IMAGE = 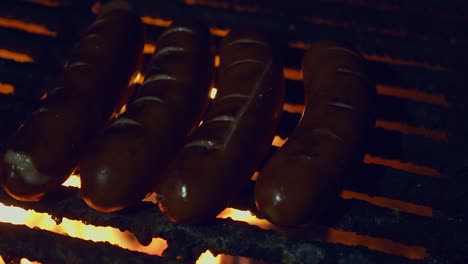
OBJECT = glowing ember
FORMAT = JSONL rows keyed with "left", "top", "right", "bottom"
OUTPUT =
{"left": 0, "top": 83, "right": 14, "bottom": 95}
{"left": 283, "top": 68, "right": 302, "bottom": 81}
{"left": 283, "top": 103, "right": 304, "bottom": 114}
{"left": 214, "top": 55, "right": 220, "bottom": 67}
{"left": 325, "top": 228, "right": 427, "bottom": 260}
{"left": 0, "top": 49, "right": 34, "bottom": 63}
{"left": 376, "top": 120, "right": 448, "bottom": 141}
{"left": 376, "top": 85, "right": 448, "bottom": 106}
{"left": 364, "top": 154, "right": 442, "bottom": 178}
{"left": 0, "top": 202, "right": 167, "bottom": 255}
{"left": 142, "top": 192, "right": 158, "bottom": 204}
{"left": 40, "top": 91, "right": 48, "bottom": 100}
{"left": 210, "top": 28, "right": 229, "bottom": 37}
{"left": 217, "top": 208, "right": 274, "bottom": 230}
{"left": 132, "top": 72, "right": 145, "bottom": 85}
{"left": 209, "top": 87, "right": 218, "bottom": 99}
{"left": 272, "top": 135, "right": 287, "bottom": 147}
{"left": 144, "top": 43, "right": 156, "bottom": 54}
{"left": 141, "top": 16, "right": 172, "bottom": 28}
{"left": 341, "top": 190, "right": 433, "bottom": 217}
{"left": 0, "top": 17, "right": 57, "bottom": 37}
{"left": 251, "top": 171, "right": 259, "bottom": 180}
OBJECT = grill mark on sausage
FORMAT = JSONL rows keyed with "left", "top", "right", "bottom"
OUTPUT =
{"left": 312, "top": 127, "right": 344, "bottom": 142}
{"left": 141, "top": 74, "right": 176, "bottom": 86}
{"left": 204, "top": 115, "right": 236, "bottom": 124}
{"left": 336, "top": 67, "right": 368, "bottom": 80}
{"left": 156, "top": 26, "right": 194, "bottom": 42}
{"left": 223, "top": 59, "right": 264, "bottom": 72}
{"left": 65, "top": 61, "right": 90, "bottom": 69}
{"left": 328, "top": 101, "right": 354, "bottom": 110}
{"left": 217, "top": 94, "right": 250, "bottom": 101}
{"left": 132, "top": 96, "right": 165, "bottom": 104}
{"left": 328, "top": 46, "right": 363, "bottom": 60}
{"left": 109, "top": 118, "right": 142, "bottom": 128}
{"left": 88, "top": 18, "right": 106, "bottom": 30}
{"left": 184, "top": 139, "right": 222, "bottom": 149}
{"left": 34, "top": 107, "right": 49, "bottom": 113}
{"left": 227, "top": 38, "right": 268, "bottom": 46}
{"left": 219, "top": 59, "right": 273, "bottom": 148}
{"left": 153, "top": 46, "right": 186, "bottom": 59}
{"left": 48, "top": 86, "right": 64, "bottom": 95}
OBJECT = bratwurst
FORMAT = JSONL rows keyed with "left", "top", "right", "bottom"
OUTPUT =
{"left": 157, "top": 30, "right": 284, "bottom": 224}
{"left": 255, "top": 41, "right": 375, "bottom": 226}
{"left": 1, "top": 4, "right": 144, "bottom": 201}
{"left": 79, "top": 20, "right": 213, "bottom": 212}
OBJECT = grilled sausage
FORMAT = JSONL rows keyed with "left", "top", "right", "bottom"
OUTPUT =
{"left": 0, "top": 3, "right": 144, "bottom": 201}
{"left": 156, "top": 30, "right": 284, "bottom": 224}
{"left": 255, "top": 41, "right": 375, "bottom": 226}
{"left": 79, "top": 21, "right": 213, "bottom": 212}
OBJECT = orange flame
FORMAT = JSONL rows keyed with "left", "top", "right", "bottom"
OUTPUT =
{"left": 196, "top": 250, "right": 221, "bottom": 264}
{"left": 0, "top": 202, "right": 168, "bottom": 256}
{"left": 214, "top": 207, "right": 426, "bottom": 260}
{"left": 62, "top": 174, "right": 81, "bottom": 188}
{"left": 217, "top": 208, "right": 274, "bottom": 230}
{"left": 19, "top": 258, "right": 41, "bottom": 264}
{"left": 0, "top": 173, "right": 167, "bottom": 257}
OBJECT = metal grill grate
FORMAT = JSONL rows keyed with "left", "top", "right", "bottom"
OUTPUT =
{"left": 0, "top": 0, "right": 467, "bottom": 263}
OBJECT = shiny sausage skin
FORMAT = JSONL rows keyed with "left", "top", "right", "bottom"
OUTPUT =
{"left": 255, "top": 41, "right": 375, "bottom": 226}
{"left": 157, "top": 30, "right": 285, "bottom": 224}
{"left": 79, "top": 21, "right": 213, "bottom": 212}
{"left": 0, "top": 5, "right": 144, "bottom": 202}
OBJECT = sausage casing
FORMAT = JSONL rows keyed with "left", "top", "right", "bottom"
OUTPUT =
{"left": 79, "top": 21, "right": 213, "bottom": 212}
{"left": 1, "top": 5, "right": 144, "bottom": 201}
{"left": 157, "top": 30, "right": 284, "bottom": 224}
{"left": 255, "top": 41, "right": 375, "bottom": 226}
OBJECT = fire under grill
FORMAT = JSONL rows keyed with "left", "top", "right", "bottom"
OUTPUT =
{"left": 0, "top": 0, "right": 467, "bottom": 263}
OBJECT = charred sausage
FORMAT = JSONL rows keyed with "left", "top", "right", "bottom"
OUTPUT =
{"left": 157, "top": 30, "right": 284, "bottom": 224}
{"left": 255, "top": 41, "right": 375, "bottom": 226}
{"left": 1, "top": 3, "right": 144, "bottom": 201}
{"left": 79, "top": 21, "right": 213, "bottom": 212}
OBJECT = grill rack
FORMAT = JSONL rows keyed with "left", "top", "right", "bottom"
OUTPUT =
{"left": 0, "top": 0, "right": 467, "bottom": 263}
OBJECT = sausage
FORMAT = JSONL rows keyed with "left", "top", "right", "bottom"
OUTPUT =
{"left": 0, "top": 3, "right": 144, "bottom": 201}
{"left": 79, "top": 20, "right": 214, "bottom": 212}
{"left": 254, "top": 41, "right": 375, "bottom": 226}
{"left": 156, "top": 30, "right": 285, "bottom": 224}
